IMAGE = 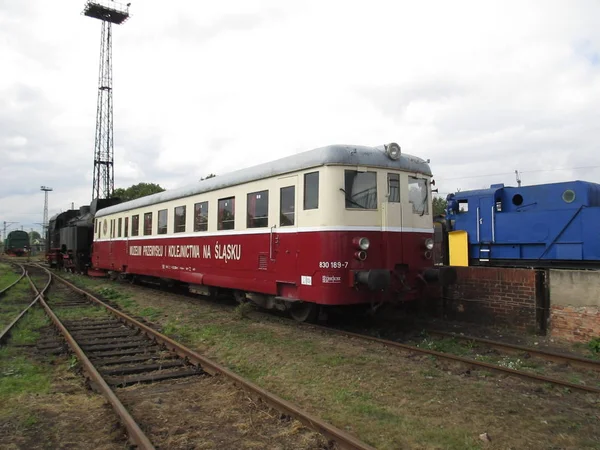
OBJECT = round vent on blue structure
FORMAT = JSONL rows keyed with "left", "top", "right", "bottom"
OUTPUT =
{"left": 562, "top": 189, "right": 576, "bottom": 203}
{"left": 512, "top": 194, "right": 523, "bottom": 206}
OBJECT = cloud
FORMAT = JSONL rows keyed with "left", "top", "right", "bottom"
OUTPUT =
{"left": 1, "top": 0, "right": 600, "bottom": 231}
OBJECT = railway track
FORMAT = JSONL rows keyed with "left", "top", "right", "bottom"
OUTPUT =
{"left": 303, "top": 321, "right": 600, "bottom": 394}
{"left": 423, "top": 328, "right": 600, "bottom": 372}
{"left": 89, "top": 277, "right": 600, "bottom": 395}
{"left": 17, "top": 265, "right": 375, "bottom": 450}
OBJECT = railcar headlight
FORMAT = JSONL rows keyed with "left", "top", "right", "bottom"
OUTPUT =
{"left": 352, "top": 237, "right": 370, "bottom": 250}
{"left": 385, "top": 142, "right": 401, "bottom": 160}
{"left": 424, "top": 238, "right": 434, "bottom": 250}
{"left": 358, "top": 237, "right": 370, "bottom": 250}
{"left": 354, "top": 250, "right": 368, "bottom": 261}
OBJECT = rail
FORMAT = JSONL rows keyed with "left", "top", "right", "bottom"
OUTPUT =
{"left": 424, "top": 329, "right": 600, "bottom": 372}
{"left": 301, "top": 322, "right": 600, "bottom": 395}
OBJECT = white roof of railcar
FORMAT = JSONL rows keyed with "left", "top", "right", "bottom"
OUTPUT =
{"left": 97, "top": 144, "right": 432, "bottom": 217}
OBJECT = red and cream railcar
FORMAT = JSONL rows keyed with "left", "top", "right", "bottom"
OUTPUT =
{"left": 92, "top": 143, "right": 454, "bottom": 320}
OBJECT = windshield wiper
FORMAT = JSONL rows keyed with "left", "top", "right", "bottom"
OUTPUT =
{"left": 339, "top": 188, "right": 367, "bottom": 209}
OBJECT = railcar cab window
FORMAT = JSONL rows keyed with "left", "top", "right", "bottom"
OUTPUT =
{"left": 131, "top": 215, "right": 139, "bottom": 236}
{"left": 409, "top": 177, "right": 429, "bottom": 215}
{"left": 118, "top": 218, "right": 122, "bottom": 238}
{"left": 144, "top": 212, "right": 152, "bottom": 236}
{"left": 280, "top": 186, "right": 295, "bottom": 226}
{"left": 218, "top": 197, "right": 235, "bottom": 230}
{"left": 174, "top": 206, "right": 186, "bottom": 233}
{"left": 344, "top": 170, "right": 378, "bottom": 209}
{"left": 387, "top": 173, "right": 400, "bottom": 203}
{"left": 124, "top": 217, "right": 129, "bottom": 237}
{"left": 158, "top": 209, "right": 167, "bottom": 235}
{"left": 247, "top": 190, "right": 268, "bottom": 228}
{"left": 304, "top": 172, "right": 319, "bottom": 210}
{"left": 194, "top": 202, "right": 208, "bottom": 232}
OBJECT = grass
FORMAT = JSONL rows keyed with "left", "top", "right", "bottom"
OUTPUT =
{"left": 10, "top": 308, "right": 50, "bottom": 345}
{"left": 0, "top": 263, "right": 20, "bottom": 289}
{"left": 0, "top": 308, "right": 53, "bottom": 398}
{"left": 0, "top": 351, "right": 52, "bottom": 397}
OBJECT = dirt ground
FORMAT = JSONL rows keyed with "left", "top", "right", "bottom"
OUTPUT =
{"left": 119, "top": 377, "right": 328, "bottom": 450}
{"left": 65, "top": 275, "right": 600, "bottom": 450}
{"left": 0, "top": 341, "right": 128, "bottom": 450}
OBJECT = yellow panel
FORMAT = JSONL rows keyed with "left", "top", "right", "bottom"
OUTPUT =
{"left": 449, "top": 230, "right": 469, "bottom": 267}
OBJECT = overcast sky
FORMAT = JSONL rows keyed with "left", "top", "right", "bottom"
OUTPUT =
{"left": 1, "top": 0, "right": 599, "bottom": 234}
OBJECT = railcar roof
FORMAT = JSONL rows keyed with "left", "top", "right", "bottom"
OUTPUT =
{"left": 97, "top": 144, "right": 432, "bottom": 217}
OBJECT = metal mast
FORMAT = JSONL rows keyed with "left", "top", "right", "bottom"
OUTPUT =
{"left": 83, "top": 1, "right": 130, "bottom": 200}
{"left": 40, "top": 186, "right": 53, "bottom": 237}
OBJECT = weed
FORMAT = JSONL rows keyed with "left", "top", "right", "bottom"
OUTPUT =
{"left": 22, "top": 414, "right": 38, "bottom": 427}
{"left": 67, "top": 355, "right": 78, "bottom": 371}
{"left": 418, "top": 338, "right": 471, "bottom": 356}
{"left": 139, "top": 307, "right": 163, "bottom": 321}
{"left": 496, "top": 356, "right": 523, "bottom": 370}
{"left": 420, "top": 368, "right": 440, "bottom": 378}
{"left": 97, "top": 286, "right": 123, "bottom": 300}
{"left": 234, "top": 301, "right": 255, "bottom": 319}
{"left": 588, "top": 337, "right": 600, "bottom": 354}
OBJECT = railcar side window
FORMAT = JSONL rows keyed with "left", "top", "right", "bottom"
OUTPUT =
{"left": 124, "top": 217, "right": 129, "bottom": 237}
{"left": 194, "top": 202, "right": 208, "bottom": 232}
{"left": 408, "top": 177, "right": 429, "bottom": 215}
{"left": 387, "top": 173, "right": 400, "bottom": 203}
{"left": 344, "top": 170, "right": 378, "bottom": 209}
{"left": 247, "top": 190, "right": 269, "bottom": 228}
{"left": 144, "top": 213, "right": 152, "bottom": 235}
{"left": 96, "top": 220, "right": 100, "bottom": 238}
{"left": 304, "top": 172, "right": 319, "bottom": 210}
{"left": 131, "top": 215, "right": 139, "bottom": 236}
{"left": 110, "top": 220, "right": 114, "bottom": 238}
{"left": 218, "top": 197, "right": 235, "bottom": 230}
{"left": 280, "top": 186, "right": 295, "bottom": 226}
{"left": 174, "top": 206, "right": 186, "bottom": 233}
{"left": 118, "top": 218, "right": 122, "bottom": 237}
{"left": 158, "top": 209, "right": 167, "bottom": 235}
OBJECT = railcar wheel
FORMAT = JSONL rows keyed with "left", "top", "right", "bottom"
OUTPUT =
{"left": 289, "top": 302, "right": 318, "bottom": 322}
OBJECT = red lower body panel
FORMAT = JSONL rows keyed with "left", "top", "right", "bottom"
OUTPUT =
{"left": 92, "top": 230, "right": 433, "bottom": 306}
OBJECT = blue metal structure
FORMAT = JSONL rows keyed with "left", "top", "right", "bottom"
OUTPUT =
{"left": 446, "top": 181, "right": 600, "bottom": 266}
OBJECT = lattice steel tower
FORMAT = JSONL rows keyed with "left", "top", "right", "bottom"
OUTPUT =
{"left": 83, "top": 0, "right": 130, "bottom": 200}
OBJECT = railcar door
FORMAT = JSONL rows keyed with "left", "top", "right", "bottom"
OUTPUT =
{"left": 273, "top": 175, "right": 299, "bottom": 283}
{"left": 476, "top": 197, "right": 496, "bottom": 260}
{"left": 109, "top": 218, "right": 116, "bottom": 269}
{"left": 382, "top": 172, "right": 403, "bottom": 267}
{"left": 477, "top": 197, "right": 495, "bottom": 242}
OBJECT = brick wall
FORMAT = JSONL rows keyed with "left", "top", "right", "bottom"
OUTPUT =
{"left": 550, "top": 305, "right": 600, "bottom": 343}
{"left": 440, "top": 266, "right": 543, "bottom": 333}
{"left": 548, "top": 269, "right": 600, "bottom": 342}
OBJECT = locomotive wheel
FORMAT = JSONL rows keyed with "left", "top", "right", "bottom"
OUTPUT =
{"left": 289, "top": 302, "right": 318, "bottom": 322}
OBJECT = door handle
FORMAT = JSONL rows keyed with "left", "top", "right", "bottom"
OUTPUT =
{"left": 269, "top": 225, "right": 277, "bottom": 261}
